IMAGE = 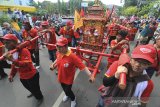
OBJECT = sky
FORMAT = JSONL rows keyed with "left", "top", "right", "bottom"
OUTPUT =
{"left": 34, "top": 0, "right": 124, "bottom": 6}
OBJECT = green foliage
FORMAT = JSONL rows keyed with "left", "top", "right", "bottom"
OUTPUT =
{"left": 121, "top": 0, "right": 160, "bottom": 17}
{"left": 122, "top": 6, "right": 138, "bottom": 16}
{"left": 137, "top": 3, "right": 154, "bottom": 16}
{"left": 36, "top": 9, "right": 48, "bottom": 16}
{"left": 124, "top": 0, "right": 137, "bottom": 7}
{"left": 69, "top": 0, "right": 83, "bottom": 15}
{"left": 29, "top": 1, "right": 39, "bottom": 8}
{"left": 88, "top": 1, "right": 94, "bottom": 6}
{"left": 0, "top": 14, "right": 11, "bottom": 26}
{"left": 29, "top": 0, "right": 107, "bottom": 16}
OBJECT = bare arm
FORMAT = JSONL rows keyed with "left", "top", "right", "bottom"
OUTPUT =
{"left": 111, "top": 40, "right": 129, "bottom": 51}
{"left": 50, "top": 59, "right": 57, "bottom": 71}
{"left": 111, "top": 43, "right": 120, "bottom": 51}
{"left": 83, "top": 67, "right": 91, "bottom": 76}
{"left": 81, "top": 67, "right": 95, "bottom": 82}
{"left": 2, "top": 45, "right": 5, "bottom": 54}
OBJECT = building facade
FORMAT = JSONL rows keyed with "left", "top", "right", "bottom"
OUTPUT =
{"left": 0, "top": 0, "right": 33, "bottom": 6}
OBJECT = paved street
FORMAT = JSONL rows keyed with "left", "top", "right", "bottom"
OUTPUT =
{"left": 0, "top": 39, "right": 160, "bottom": 107}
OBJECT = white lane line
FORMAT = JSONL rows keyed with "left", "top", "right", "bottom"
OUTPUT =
{"left": 52, "top": 70, "right": 80, "bottom": 107}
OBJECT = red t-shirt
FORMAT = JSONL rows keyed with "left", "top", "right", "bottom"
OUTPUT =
{"left": 153, "top": 49, "right": 160, "bottom": 71}
{"left": 32, "top": 16, "right": 37, "bottom": 23}
{"left": 10, "top": 48, "right": 37, "bottom": 79}
{"left": 59, "top": 27, "right": 74, "bottom": 43}
{"left": 127, "top": 27, "right": 138, "bottom": 41}
{"left": 45, "top": 28, "right": 56, "bottom": 50}
{"left": 157, "top": 50, "right": 160, "bottom": 69}
{"left": 0, "top": 42, "right": 4, "bottom": 56}
{"left": 148, "top": 26, "right": 157, "bottom": 37}
{"left": 147, "top": 44, "right": 160, "bottom": 70}
{"left": 22, "top": 28, "right": 38, "bottom": 50}
{"left": 56, "top": 51, "right": 85, "bottom": 85}
{"left": 74, "top": 32, "right": 80, "bottom": 39}
{"left": 108, "top": 24, "right": 119, "bottom": 36}
{"left": 108, "top": 40, "right": 129, "bottom": 63}
{"left": 105, "top": 61, "right": 154, "bottom": 103}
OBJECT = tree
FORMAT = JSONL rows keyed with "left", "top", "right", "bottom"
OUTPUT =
{"left": 29, "top": 0, "right": 107, "bottom": 16}
{"left": 0, "top": 14, "right": 11, "bottom": 25}
{"left": 137, "top": 3, "right": 153, "bottom": 16}
{"left": 123, "top": 6, "right": 138, "bottom": 16}
{"left": 61, "top": 0, "right": 68, "bottom": 15}
{"left": 88, "top": 1, "right": 94, "bottom": 6}
{"left": 124, "top": 0, "right": 137, "bottom": 7}
{"left": 120, "top": 0, "right": 160, "bottom": 17}
{"left": 58, "top": 0, "right": 61, "bottom": 14}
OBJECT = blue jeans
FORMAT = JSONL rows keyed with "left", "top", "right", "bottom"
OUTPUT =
{"left": 97, "top": 96, "right": 105, "bottom": 107}
{"left": 48, "top": 49, "right": 56, "bottom": 62}
{"left": 72, "top": 36, "right": 76, "bottom": 47}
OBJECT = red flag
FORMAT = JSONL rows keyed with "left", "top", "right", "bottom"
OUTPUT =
{"left": 106, "top": 8, "right": 111, "bottom": 19}
{"left": 106, "top": 5, "right": 115, "bottom": 22}
{"left": 80, "top": 8, "right": 84, "bottom": 17}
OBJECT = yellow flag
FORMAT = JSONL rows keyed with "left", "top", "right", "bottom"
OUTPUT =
{"left": 11, "top": 22, "right": 20, "bottom": 31}
{"left": 74, "top": 10, "right": 83, "bottom": 30}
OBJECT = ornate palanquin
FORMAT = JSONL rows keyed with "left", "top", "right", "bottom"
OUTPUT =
{"left": 80, "top": 0, "right": 106, "bottom": 51}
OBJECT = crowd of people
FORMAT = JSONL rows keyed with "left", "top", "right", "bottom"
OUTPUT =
{"left": 0, "top": 10, "right": 160, "bottom": 107}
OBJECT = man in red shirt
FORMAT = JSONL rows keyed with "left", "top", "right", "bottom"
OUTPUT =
{"left": 73, "top": 28, "right": 81, "bottom": 46}
{"left": 146, "top": 35, "right": 160, "bottom": 77}
{"left": 59, "top": 21, "right": 74, "bottom": 47}
{"left": 127, "top": 21, "right": 138, "bottom": 41}
{"left": 2, "top": 34, "right": 43, "bottom": 104}
{"left": 97, "top": 45, "right": 156, "bottom": 107}
{"left": 22, "top": 22, "right": 40, "bottom": 69}
{"left": 155, "top": 35, "right": 160, "bottom": 75}
{"left": 0, "top": 39, "right": 11, "bottom": 79}
{"left": 50, "top": 37, "right": 94, "bottom": 107}
{"left": 107, "top": 30, "right": 129, "bottom": 68}
{"left": 41, "top": 21, "right": 57, "bottom": 62}
{"left": 106, "top": 22, "right": 120, "bottom": 45}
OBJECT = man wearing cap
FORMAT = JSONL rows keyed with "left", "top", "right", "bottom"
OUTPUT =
{"left": 22, "top": 22, "right": 40, "bottom": 69}
{"left": 154, "top": 35, "right": 160, "bottom": 76}
{"left": 41, "top": 21, "right": 57, "bottom": 62}
{"left": 3, "top": 22, "right": 22, "bottom": 42}
{"left": 107, "top": 30, "right": 129, "bottom": 68}
{"left": 59, "top": 21, "right": 74, "bottom": 47}
{"left": 50, "top": 37, "right": 94, "bottom": 107}
{"left": 137, "top": 21, "right": 157, "bottom": 45}
{"left": 0, "top": 38, "right": 11, "bottom": 79}
{"left": 106, "top": 20, "right": 120, "bottom": 46}
{"left": 2, "top": 34, "right": 44, "bottom": 103}
{"left": 97, "top": 45, "right": 156, "bottom": 107}
{"left": 127, "top": 21, "right": 138, "bottom": 41}
{"left": 145, "top": 35, "right": 160, "bottom": 77}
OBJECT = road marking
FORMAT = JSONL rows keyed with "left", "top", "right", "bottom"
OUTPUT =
{"left": 52, "top": 70, "right": 80, "bottom": 107}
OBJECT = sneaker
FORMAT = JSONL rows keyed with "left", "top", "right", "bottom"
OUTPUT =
{"left": 36, "top": 66, "right": 40, "bottom": 69}
{"left": 0, "top": 74, "right": 8, "bottom": 80}
{"left": 33, "top": 63, "right": 36, "bottom": 66}
{"left": 36, "top": 97, "right": 44, "bottom": 106}
{"left": 62, "top": 95, "right": 69, "bottom": 102}
{"left": 55, "top": 71, "right": 58, "bottom": 75}
{"left": 27, "top": 93, "right": 33, "bottom": 98}
{"left": 71, "top": 99, "right": 76, "bottom": 107}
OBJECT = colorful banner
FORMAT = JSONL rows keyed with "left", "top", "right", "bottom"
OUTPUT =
{"left": 74, "top": 10, "right": 83, "bottom": 30}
